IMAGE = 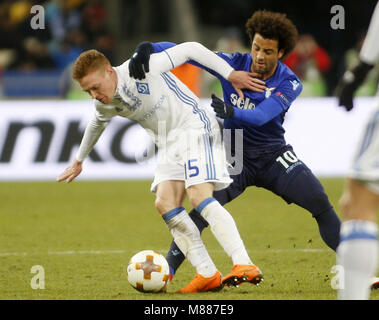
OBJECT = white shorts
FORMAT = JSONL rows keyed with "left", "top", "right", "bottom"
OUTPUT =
{"left": 348, "top": 99, "right": 379, "bottom": 194}
{"left": 150, "top": 129, "right": 232, "bottom": 193}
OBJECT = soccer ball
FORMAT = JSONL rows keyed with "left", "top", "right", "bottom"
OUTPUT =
{"left": 126, "top": 250, "right": 170, "bottom": 293}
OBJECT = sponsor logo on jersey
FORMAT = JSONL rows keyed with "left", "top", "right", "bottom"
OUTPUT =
{"left": 139, "top": 95, "right": 166, "bottom": 122}
{"left": 230, "top": 93, "right": 256, "bottom": 109}
{"left": 121, "top": 84, "right": 141, "bottom": 111}
{"left": 276, "top": 91, "right": 290, "bottom": 105}
{"left": 136, "top": 82, "right": 150, "bottom": 95}
{"left": 113, "top": 94, "right": 132, "bottom": 111}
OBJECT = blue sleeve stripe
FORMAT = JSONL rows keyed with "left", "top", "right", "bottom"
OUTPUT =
{"left": 163, "top": 51, "right": 175, "bottom": 69}
{"left": 161, "top": 73, "right": 211, "bottom": 133}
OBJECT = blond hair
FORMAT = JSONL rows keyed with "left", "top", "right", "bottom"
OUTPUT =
{"left": 72, "top": 49, "right": 111, "bottom": 80}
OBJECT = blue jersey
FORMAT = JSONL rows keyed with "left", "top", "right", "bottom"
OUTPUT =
{"left": 151, "top": 42, "right": 303, "bottom": 151}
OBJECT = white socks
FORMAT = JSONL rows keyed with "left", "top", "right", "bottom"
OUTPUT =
{"left": 198, "top": 197, "right": 253, "bottom": 266}
{"left": 337, "top": 219, "right": 378, "bottom": 300}
{"left": 163, "top": 207, "right": 217, "bottom": 278}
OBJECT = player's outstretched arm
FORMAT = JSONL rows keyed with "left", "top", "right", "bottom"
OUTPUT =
{"left": 57, "top": 159, "right": 83, "bottom": 183}
{"left": 56, "top": 114, "right": 108, "bottom": 183}
{"left": 130, "top": 41, "right": 266, "bottom": 97}
{"left": 337, "top": 1, "right": 379, "bottom": 111}
{"left": 149, "top": 42, "right": 265, "bottom": 99}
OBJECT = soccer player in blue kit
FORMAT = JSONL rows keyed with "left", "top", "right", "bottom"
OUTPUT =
{"left": 129, "top": 10, "right": 342, "bottom": 287}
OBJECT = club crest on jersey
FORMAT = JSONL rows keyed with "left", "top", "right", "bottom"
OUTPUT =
{"left": 265, "top": 87, "right": 276, "bottom": 98}
{"left": 136, "top": 82, "right": 150, "bottom": 95}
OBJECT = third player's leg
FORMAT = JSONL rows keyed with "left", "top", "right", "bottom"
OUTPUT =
{"left": 337, "top": 178, "right": 379, "bottom": 299}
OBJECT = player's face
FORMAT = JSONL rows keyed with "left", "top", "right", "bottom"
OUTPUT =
{"left": 79, "top": 66, "right": 117, "bottom": 104}
{"left": 251, "top": 33, "right": 284, "bottom": 79}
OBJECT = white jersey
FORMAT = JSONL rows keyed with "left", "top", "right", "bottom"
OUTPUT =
{"left": 75, "top": 42, "right": 234, "bottom": 191}
{"left": 76, "top": 42, "right": 233, "bottom": 162}
{"left": 360, "top": 1, "right": 379, "bottom": 65}
{"left": 349, "top": 1, "right": 379, "bottom": 193}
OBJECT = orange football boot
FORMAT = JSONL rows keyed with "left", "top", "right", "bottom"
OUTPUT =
{"left": 222, "top": 264, "right": 263, "bottom": 287}
{"left": 177, "top": 271, "right": 223, "bottom": 293}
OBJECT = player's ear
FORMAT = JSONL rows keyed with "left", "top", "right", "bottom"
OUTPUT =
{"left": 278, "top": 49, "right": 285, "bottom": 60}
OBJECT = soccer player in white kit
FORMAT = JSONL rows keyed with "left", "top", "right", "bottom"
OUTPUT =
{"left": 337, "top": 1, "right": 379, "bottom": 300}
{"left": 57, "top": 42, "right": 263, "bottom": 293}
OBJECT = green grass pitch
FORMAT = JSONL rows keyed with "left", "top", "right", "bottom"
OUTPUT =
{"left": 0, "top": 178, "right": 378, "bottom": 300}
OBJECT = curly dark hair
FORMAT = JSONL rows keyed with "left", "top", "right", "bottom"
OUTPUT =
{"left": 245, "top": 10, "right": 298, "bottom": 58}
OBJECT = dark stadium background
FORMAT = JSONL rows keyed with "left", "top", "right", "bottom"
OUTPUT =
{"left": 0, "top": 0, "right": 378, "bottom": 98}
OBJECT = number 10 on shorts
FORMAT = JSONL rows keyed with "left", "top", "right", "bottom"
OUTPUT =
{"left": 276, "top": 150, "right": 298, "bottom": 169}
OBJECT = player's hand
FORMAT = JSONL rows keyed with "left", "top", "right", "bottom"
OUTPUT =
{"left": 211, "top": 94, "right": 235, "bottom": 119}
{"left": 57, "top": 160, "right": 83, "bottom": 183}
{"left": 228, "top": 70, "right": 267, "bottom": 100}
{"left": 128, "top": 42, "right": 154, "bottom": 80}
{"left": 336, "top": 61, "right": 374, "bottom": 111}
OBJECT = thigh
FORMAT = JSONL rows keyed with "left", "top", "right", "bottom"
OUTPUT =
{"left": 184, "top": 132, "right": 232, "bottom": 191}
{"left": 340, "top": 178, "right": 379, "bottom": 221}
{"left": 186, "top": 182, "right": 214, "bottom": 209}
{"left": 258, "top": 145, "right": 332, "bottom": 215}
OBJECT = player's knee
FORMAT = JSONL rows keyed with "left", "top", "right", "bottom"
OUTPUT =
{"left": 305, "top": 189, "right": 333, "bottom": 217}
{"left": 187, "top": 183, "right": 213, "bottom": 209}
{"left": 154, "top": 197, "right": 179, "bottom": 215}
{"left": 338, "top": 191, "right": 352, "bottom": 219}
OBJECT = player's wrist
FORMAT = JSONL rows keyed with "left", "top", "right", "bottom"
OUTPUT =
{"left": 345, "top": 61, "right": 374, "bottom": 88}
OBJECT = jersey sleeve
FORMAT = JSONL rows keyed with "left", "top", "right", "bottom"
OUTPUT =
{"left": 151, "top": 42, "right": 176, "bottom": 52}
{"left": 148, "top": 42, "right": 234, "bottom": 80}
{"left": 75, "top": 110, "right": 109, "bottom": 162}
{"left": 151, "top": 42, "right": 236, "bottom": 80}
{"left": 360, "top": 1, "right": 379, "bottom": 64}
{"left": 233, "top": 77, "right": 303, "bottom": 127}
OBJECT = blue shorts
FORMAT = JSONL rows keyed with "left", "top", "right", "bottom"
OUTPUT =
{"left": 214, "top": 144, "right": 333, "bottom": 217}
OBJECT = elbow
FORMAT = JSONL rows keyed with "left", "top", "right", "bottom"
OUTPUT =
{"left": 253, "top": 119, "right": 267, "bottom": 127}
{"left": 242, "top": 114, "right": 267, "bottom": 127}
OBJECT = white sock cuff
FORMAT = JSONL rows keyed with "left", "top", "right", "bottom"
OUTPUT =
{"left": 340, "top": 220, "right": 378, "bottom": 242}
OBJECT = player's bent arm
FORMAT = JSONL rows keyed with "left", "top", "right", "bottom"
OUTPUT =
{"left": 233, "top": 98, "right": 285, "bottom": 127}
{"left": 57, "top": 115, "right": 108, "bottom": 183}
{"left": 233, "top": 78, "right": 302, "bottom": 126}
{"left": 149, "top": 42, "right": 234, "bottom": 81}
{"left": 76, "top": 115, "right": 108, "bottom": 162}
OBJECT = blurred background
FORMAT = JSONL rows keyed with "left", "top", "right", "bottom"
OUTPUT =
{"left": 0, "top": 0, "right": 378, "bottom": 99}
